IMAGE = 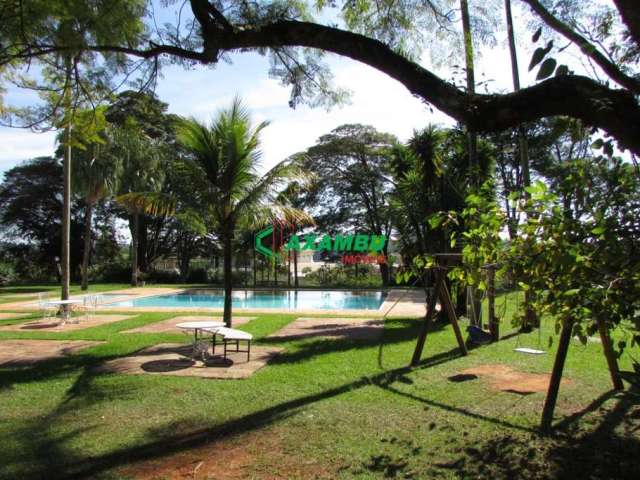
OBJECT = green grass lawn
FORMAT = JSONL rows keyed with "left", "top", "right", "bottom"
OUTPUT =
{"left": 0, "top": 289, "right": 638, "bottom": 479}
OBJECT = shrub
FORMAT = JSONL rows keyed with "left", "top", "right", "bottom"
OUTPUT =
{"left": 146, "top": 269, "right": 181, "bottom": 284}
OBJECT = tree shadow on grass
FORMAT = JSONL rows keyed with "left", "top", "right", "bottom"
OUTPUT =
{"left": 0, "top": 317, "right": 529, "bottom": 479}
{"left": 0, "top": 345, "right": 468, "bottom": 479}
{"left": 429, "top": 385, "right": 640, "bottom": 480}
{"left": 263, "top": 317, "right": 448, "bottom": 367}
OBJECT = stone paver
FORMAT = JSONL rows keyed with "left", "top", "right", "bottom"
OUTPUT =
{"left": 268, "top": 317, "right": 383, "bottom": 341}
{"left": 122, "top": 316, "right": 255, "bottom": 334}
{"left": 0, "top": 339, "right": 103, "bottom": 366}
{"left": 0, "top": 314, "right": 133, "bottom": 332}
{"left": 97, "top": 343, "right": 282, "bottom": 379}
{"left": 380, "top": 289, "right": 426, "bottom": 317}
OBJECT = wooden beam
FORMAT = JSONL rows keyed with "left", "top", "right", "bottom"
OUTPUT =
{"left": 410, "top": 268, "right": 442, "bottom": 367}
{"left": 439, "top": 277, "right": 468, "bottom": 355}
{"left": 597, "top": 317, "right": 624, "bottom": 391}
{"left": 487, "top": 266, "right": 498, "bottom": 341}
{"left": 541, "top": 318, "right": 574, "bottom": 431}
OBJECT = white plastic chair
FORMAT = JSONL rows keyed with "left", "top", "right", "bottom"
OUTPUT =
{"left": 82, "top": 295, "right": 98, "bottom": 322}
{"left": 37, "top": 292, "right": 56, "bottom": 321}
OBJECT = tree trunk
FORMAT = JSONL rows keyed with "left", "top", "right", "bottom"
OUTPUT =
{"left": 253, "top": 245, "right": 257, "bottom": 287}
{"left": 223, "top": 230, "right": 233, "bottom": 327}
{"left": 131, "top": 212, "right": 140, "bottom": 287}
{"left": 505, "top": 0, "right": 537, "bottom": 329}
{"left": 81, "top": 201, "right": 94, "bottom": 291}
{"left": 460, "top": 0, "right": 479, "bottom": 180}
{"left": 138, "top": 215, "right": 148, "bottom": 273}
{"left": 293, "top": 248, "right": 298, "bottom": 288}
{"left": 178, "top": 242, "right": 191, "bottom": 282}
{"left": 379, "top": 262, "right": 390, "bottom": 287}
{"left": 244, "top": 251, "right": 248, "bottom": 287}
{"left": 274, "top": 256, "right": 278, "bottom": 287}
{"left": 287, "top": 249, "right": 291, "bottom": 287}
{"left": 61, "top": 122, "right": 71, "bottom": 301}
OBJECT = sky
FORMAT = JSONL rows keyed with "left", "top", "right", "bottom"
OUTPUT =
{"left": 0, "top": 3, "right": 562, "bottom": 176}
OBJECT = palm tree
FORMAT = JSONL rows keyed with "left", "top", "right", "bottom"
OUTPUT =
{"left": 112, "top": 122, "right": 165, "bottom": 286}
{"left": 123, "top": 99, "right": 312, "bottom": 325}
{"left": 72, "top": 131, "right": 121, "bottom": 290}
{"left": 174, "top": 99, "right": 311, "bottom": 326}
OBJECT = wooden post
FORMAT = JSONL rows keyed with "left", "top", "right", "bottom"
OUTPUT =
{"left": 439, "top": 278, "right": 468, "bottom": 355}
{"left": 487, "top": 266, "right": 498, "bottom": 341}
{"left": 541, "top": 318, "right": 574, "bottom": 431}
{"left": 411, "top": 268, "right": 442, "bottom": 367}
{"left": 597, "top": 317, "right": 624, "bottom": 390}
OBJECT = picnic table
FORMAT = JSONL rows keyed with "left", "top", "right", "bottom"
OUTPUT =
{"left": 176, "top": 321, "right": 225, "bottom": 359}
{"left": 46, "top": 299, "right": 83, "bottom": 322}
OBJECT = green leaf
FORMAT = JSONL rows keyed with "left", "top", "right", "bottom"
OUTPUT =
{"left": 555, "top": 64, "right": 569, "bottom": 76}
{"left": 528, "top": 41, "right": 553, "bottom": 71}
{"left": 603, "top": 142, "right": 614, "bottom": 157}
{"left": 536, "top": 58, "right": 557, "bottom": 80}
{"left": 428, "top": 214, "right": 443, "bottom": 229}
{"left": 532, "top": 27, "right": 542, "bottom": 43}
{"left": 524, "top": 181, "right": 547, "bottom": 195}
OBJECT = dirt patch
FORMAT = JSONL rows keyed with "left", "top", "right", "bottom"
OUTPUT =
{"left": 0, "top": 339, "right": 104, "bottom": 366}
{"left": 460, "top": 364, "right": 571, "bottom": 394}
{"left": 0, "top": 314, "right": 133, "bottom": 332}
{"left": 96, "top": 343, "right": 282, "bottom": 379}
{"left": 122, "top": 427, "right": 331, "bottom": 480}
{"left": 122, "top": 316, "right": 255, "bottom": 334}
{"left": 0, "top": 312, "right": 31, "bottom": 321}
{"left": 268, "top": 317, "right": 383, "bottom": 341}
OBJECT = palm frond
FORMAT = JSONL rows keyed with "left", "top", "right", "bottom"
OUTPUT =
{"left": 115, "top": 192, "right": 177, "bottom": 217}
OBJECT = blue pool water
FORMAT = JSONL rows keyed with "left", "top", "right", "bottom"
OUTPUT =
{"left": 109, "top": 289, "right": 386, "bottom": 310}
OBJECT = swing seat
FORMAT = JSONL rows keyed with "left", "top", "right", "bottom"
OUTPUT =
{"left": 514, "top": 347, "right": 545, "bottom": 355}
{"left": 467, "top": 325, "right": 492, "bottom": 345}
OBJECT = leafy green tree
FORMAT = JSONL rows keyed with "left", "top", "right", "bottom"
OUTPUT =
{"left": 296, "top": 124, "right": 397, "bottom": 285}
{"left": 0, "top": 0, "right": 147, "bottom": 301}
{"left": 106, "top": 91, "right": 181, "bottom": 274}
{"left": 0, "top": 157, "right": 85, "bottom": 279}
{"left": 111, "top": 122, "right": 167, "bottom": 286}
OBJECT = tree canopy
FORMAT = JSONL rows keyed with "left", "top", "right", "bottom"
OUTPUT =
{"left": 1, "top": 1, "right": 640, "bottom": 152}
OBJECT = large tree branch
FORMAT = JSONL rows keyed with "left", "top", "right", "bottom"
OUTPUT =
{"left": 8, "top": 18, "right": 640, "bottom": 154}
{"left": 613, "top": 0, "right": 640, "bottom": 47}
{"left": 208, "top": 20, "right": 640, "bottom": 153}
{"left": 520, "top": 0, "right": 640, "bottom": 94}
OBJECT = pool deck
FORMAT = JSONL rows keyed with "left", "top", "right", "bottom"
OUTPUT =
{"left": 0, "top": 287, "right": 426, "bottom": 318}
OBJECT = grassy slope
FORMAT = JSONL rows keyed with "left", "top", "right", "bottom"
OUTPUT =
{"left": 0, "top": 290, "right": 638, "bottom": 479}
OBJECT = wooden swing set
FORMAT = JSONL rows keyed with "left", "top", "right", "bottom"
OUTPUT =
{"left": 409, "top": 253, "right": 626, "bottom": 431}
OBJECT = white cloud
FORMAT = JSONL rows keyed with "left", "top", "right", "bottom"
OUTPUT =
{"left": 0, "top": 129, "right": 56, "bottom": 174}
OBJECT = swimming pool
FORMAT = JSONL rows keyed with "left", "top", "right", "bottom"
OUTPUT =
{"left": 108, "top": 289, "right": 386, "bottom": 310}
